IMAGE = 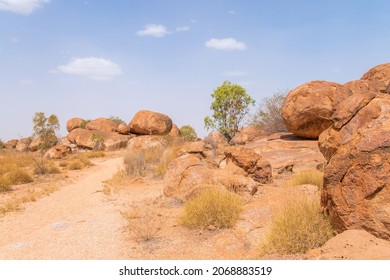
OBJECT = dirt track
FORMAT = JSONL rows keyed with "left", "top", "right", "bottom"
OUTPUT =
{"left": 0, "top": 157, "right": 129, "bottom": 260}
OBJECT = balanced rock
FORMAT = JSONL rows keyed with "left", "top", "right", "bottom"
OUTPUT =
{"left": 86, "top": 118, "right": 117, "bottom": 132}
{"left": 129, "top": 110, "right": 172, "bottom": 135}
{"left": 66, "top": 118, "right": 85, "bottom": 132}
{"left": 281, "top": 80, "right": 352, "bottom": 139}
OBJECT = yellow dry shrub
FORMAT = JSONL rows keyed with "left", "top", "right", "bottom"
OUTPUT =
{"left": 257, "top": 195, "right": 333, "bottom": 257}
{"left": 181, "top": 188, "right": 244, "bottom": 229}
{"left": 286, "top": 169, "right": 324, "bottom": 188}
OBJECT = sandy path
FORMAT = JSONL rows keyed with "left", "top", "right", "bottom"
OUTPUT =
{"left": 0, "top": 157, "right": 128, "bottom": 260}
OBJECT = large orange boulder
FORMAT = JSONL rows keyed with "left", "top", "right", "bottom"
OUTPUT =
{"left": 86, "top": 118, "right": 118, "bottom": 132}
{"left": 5, "top": 139, "right": 18, "bottom": 149}
{"left": 66, "top": 118, "right": 85, "bottom": 132}
{"left": 321, "top": 94, "right": 390, "bottom": 240}
{"left": 281, "top": 81, "right": 352, "bottom": 139}
{"left": 129, "top": 110, "right": 173, "bottom": 135}
{"left": 15, "top": 138, "right": 31, "bottom": 152}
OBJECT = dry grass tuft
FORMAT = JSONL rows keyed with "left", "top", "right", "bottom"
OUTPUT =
{"left": 257, "top": 195, "right": 334, "bottom": 257}
{"left": 285, "top": 169, "right": 324, "bottom": 188}
{"left": 83, "top": 151, "right": 106, "bottom": 158}
{"left": 125, "top": 212, "right": 162, "bottom": 242}
{"left": 62, "top": 154, "right": 93, "bottom": 170}
{"left": 181, "top": 188, "right": 244, "bottom": 229}
{"left": 3, "top": 168, "right": 33, "bottom": 185}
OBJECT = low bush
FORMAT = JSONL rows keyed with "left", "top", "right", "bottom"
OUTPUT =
{"left": 250, "top": 91, "right": 288, "bottom": 134}
{"left": 257, "top": 196, "right": 334, "bottom": 256}
{"left": 181, "top": 188, "right": 244, "bottom": 229}
{"left": 0, "top": 177, "right": 12, "bottom": 192}
{"left": 3, "top": 168, "right": 33, "bottom": 185}
{"left": 286, "top": 169, "right": 324, "bottom": 188}
{"left": 180, "top": 125, "right": 197, "bottom": 142}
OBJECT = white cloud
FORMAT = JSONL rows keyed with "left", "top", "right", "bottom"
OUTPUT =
{"left": 224, "top": 71, "right": 247, "bottom": 77}
{"left": 56, "top": 57, "right": 122, "bottom": 81}
{"left": 0, "top": 0, "right": 50, "bottom": 15}
{"left": 136, "top": 24, "right": 169, "bottom": 37}
{"left": 176, "top": 26, "right": 190, "bottom": 32}
{"left": 205, "top": 38, "right": 247, "bottom": 51}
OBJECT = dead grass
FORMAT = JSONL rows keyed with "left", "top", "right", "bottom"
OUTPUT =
{"left": 181, "top": 188, "right": 244, "bottom": 229}
{"left": 125, "top": 212, "right": 162, "bottom": 242}
{"left": 61, "top": 154, "right": 93, "bottom": 170}
{"left": 285, "top": 169, "right": 324, "bottom": 188}
{"left": 83, "top": 151, "right": 106, "bottom": 158}
{"left": 257, "top": 194, "right": 334, "bottom": 257}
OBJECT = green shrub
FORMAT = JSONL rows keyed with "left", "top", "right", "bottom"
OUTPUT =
{"left": 180, "top": 125, "right": 198, "bottom": 142}
{"left": 79, "top": 120, "right": 91, "bottom": 129}
{"left": 258, "top": 196, "right": 334, "bottom": 256}
{"left": 109, "top": 116, "right": 126, "bottom": 125}
{"left": 181, "top": 188, "right": 244, "bottom": 229}
{"left": 91, "top": 133, "right": 105, "bottom": 150}
{"left": 0, "top": 139, "right": 5, "bottom": 149}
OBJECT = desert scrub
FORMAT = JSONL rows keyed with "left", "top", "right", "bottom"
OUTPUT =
{"left": 62, "top": 154, "right": 93, "bottom": 170}
{"left": 83, "top": 150, "right": 106, "bottom": 158}
{"left": 181, "top": 188, "right": 244, "bottom": 229}
{"left": 257, "top": 196, "right": 333, "bottom": 257}
{"left": 0, "top": 177, "right": 12, "bottom": 192}
{"left": 286, "top": 169, "right": 323, "bottom": 188}
{"left": 2, "top": 168, "right": 33, "bottom": 185}
{"left": 125, "top": 212, "right": 162, "bottom": 242}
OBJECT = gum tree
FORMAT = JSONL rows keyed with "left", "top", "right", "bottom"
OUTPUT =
{"left": 204, "top": 80, "right": 255, "bottom": 140}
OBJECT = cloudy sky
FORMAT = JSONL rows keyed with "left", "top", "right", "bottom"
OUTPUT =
{"left": 1, "top": 0, "right": 390, "bottom": 140}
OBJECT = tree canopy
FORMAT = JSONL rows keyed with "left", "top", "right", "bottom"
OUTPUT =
{"left": 204, "top": 81, "right": 255, "bottom": 140}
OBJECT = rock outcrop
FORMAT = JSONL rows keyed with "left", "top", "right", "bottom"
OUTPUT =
{"left": 229, "top": 126, "right": 264, "bottom": 145}
{"left": 321, "top": 94, "right": 390, "bottom": 240}
{"left": 129, "top": 110, "right": 173, "bottom": 135}
{"left": 360, "top": 62, "right": 390, "bottom": 93}
{"left": 281, "top": 81, "right": 352, "bottom": 139}
{"left": 15, "top": 138, "right": 31, "bottom": 152}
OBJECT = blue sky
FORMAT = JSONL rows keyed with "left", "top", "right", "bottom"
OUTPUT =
{"left": 1, "top": 0, "right": 390, "bottom": 141}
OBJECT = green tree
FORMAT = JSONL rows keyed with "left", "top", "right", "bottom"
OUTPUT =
{"left": 250, "top": 91, "right": 288, "bottom": 133}
{"left": 204, "top": 81, "right": 255, "bottom": 140}
{"left": 180, "top": 125, "right": 197, "bottom": 142}
{"left": 32, "top": 112, "right": 60, "bottom": 151}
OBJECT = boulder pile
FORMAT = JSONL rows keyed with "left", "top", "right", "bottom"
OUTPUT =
{"left": 282, "top": 62, "right": 390, "bottom": 240}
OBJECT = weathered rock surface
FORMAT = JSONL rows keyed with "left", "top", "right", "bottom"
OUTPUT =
{"left": 15, "top": 138, "right": 31, "bottom": 152}
{"left": 86, "top": 118, "right": 118, "bottom": 132}
{"left": 66, "top": 118, "right": 85, "bottom": 132}
{"left": 168, "top": 124, "right": 181, "bottom": 137}
{"left": 127, "top": 135, "right": 169, "bottom": 151}
{"left": 205, "top": 131, "right": 229, "bottom": 147}
{"left": 67, "top": 128, "right": 130, "bottom": 151}
{"left": 321, "top": 95, "right": 390, "bottom": 240}
{"left": 307, "top": 230, "right": 390, "bottom": 260}
{"left": 361, "top": 62, "right": 390, "bottom": 93}
{"left": 343, "top": 79, "right": 387, "bottom": 95}
{"left": 281, "top": 80, "right": 352, "bottom": 139}
{"left": 318, "top": 93, "right": 380, "bottom": 161}
{"left": 229, "top": 126, "right": 265, "bottom": 146}
{"left": 129, "top": 110, "right": 173, "bottom": 135}
{"left": 44, "top": 144, "right": 72, "bottom": 159}
{"left": 224, "top": 147, "right": 272, "bottom": 184}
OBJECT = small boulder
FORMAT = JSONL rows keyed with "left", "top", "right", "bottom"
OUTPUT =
{"left": 129, "top": 110, "right": 173, "bottom": 135}
{"left": 360, "top": 62, "right": 390, "bottom": 93}
{"left": 168, "top": 124, "right": 181, "bottom": 137}
{"left": 281, "top": 80, "right": 352, "bottom": 139}
{"left": 86, "top": 118, "right": 118, "bottom": 132}
{"left": 66, "top": 118, "right": 85, "bottom": 132}
{"left": 116, "top": 123, "right": 131, "bottom": 135}
{"left": 224, "top": 147, "right": 272, "bottom": 184}
{"left": 45, "top": 144, "right": 72, "bottom": 159}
